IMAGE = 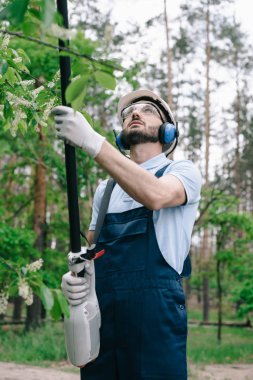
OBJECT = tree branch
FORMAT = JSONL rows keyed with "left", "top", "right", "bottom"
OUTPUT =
{"left": 0, "top": 29, "right": 123, "bottom": 72}
{"left": 5, "top": 196, "right": 33, "bottom": 222}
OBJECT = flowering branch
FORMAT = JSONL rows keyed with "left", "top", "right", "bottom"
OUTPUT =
{"left": 0, "top": 29, "right": 123, "bottom": 72}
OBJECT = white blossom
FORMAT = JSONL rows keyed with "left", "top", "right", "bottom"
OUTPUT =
{"left": 26, "top": 258, "right": 43, "bottom": 273}
{"left": 52, "top": 70, "right": 60, "bottom": 83}
{"left": 13, "top": 57, "right": 22, "bottom": 64}
{"left": 6, "top": 92, "right": 31, "bottom": 107}
{"left": 12, "top": 109, "right": 26, "bottom": 128}
{"left": 19, "top": 79, "right": 35, "bottom": 87}
{"left": 0, "top": 291, "right": 9, "bottom": 315}
{"left": 24, "top": 288, "right": 33, "bottom": 306}
{"left": 50, "top": 24, "right": 75, "bottom": 40}
{"left": 32, "top": 86, "right": 44, "bottom": 98}
{"left": 18, "top": 278, "right": 34, "bottom": 305}
{"left": 18, "top": 278, "right": 30, "bottom": 299}
{"left": 1, "top": 35, "right": 10, "bottom": 49}
{"left": 47, "top": 82, "right": 55, "bottom": 88}
{"left": 41, "top": 97, "right": 56, "bottom": 122}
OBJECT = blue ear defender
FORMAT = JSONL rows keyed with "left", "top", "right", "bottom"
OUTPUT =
{"left": 158, "top": 122, "right": 179, "bottom": 144}
{"left": 115, "top": 132, "right": 128, "bottom": 150}
{"left": 115, "top": 122, "right": 179, "bottom": 151}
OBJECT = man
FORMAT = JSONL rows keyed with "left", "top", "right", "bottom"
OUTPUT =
{"left": 51, "top": 89, "right": 202, "bottom": 380}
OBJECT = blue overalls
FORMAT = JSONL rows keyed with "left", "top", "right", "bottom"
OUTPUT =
{"left": 81, "top": 165, "right": 190, "bottom": 380}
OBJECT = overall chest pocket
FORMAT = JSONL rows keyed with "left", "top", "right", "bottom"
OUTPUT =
{"left": 97, "top": 217, "right": 148, "bottom": 273}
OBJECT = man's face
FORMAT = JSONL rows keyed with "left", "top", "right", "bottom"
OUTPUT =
{"left": 121, "top": 103, "right": 163, "bottom": 146}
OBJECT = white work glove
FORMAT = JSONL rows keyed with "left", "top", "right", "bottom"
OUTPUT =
{"left": 61, "top": 265, "right": 91, "bottom": 306}
{"left": 50, "top": 106, "right": 105, "bottom": 158}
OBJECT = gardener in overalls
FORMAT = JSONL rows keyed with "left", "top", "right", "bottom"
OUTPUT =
{"left": 51, "top": 89, "right": 202, "bottom": 380}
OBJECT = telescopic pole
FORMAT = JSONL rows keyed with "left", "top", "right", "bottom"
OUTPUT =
{"left": 56, "top": 0, "right": 81, "bottom": 253}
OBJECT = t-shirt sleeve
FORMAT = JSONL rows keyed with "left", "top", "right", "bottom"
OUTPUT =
{"left": 166, "top": 160, "right": 202, "bottom": 205}
{"left": 89, "top": 180, "right": 108, "bottom": 230}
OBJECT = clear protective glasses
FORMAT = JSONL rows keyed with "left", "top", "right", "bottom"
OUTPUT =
{"left": 121, "top": 102, "right": 162, "bottom": 121}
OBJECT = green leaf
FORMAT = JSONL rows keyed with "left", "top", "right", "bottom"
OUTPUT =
{"left": 0, "top": 0, "right": 29, "bottom": 25}
{"left": 22, "top": 21, "right": 38, "bottom": 37}
{"left": 55, "top": 289, "right": 70, "bottom": 318}
{"left": 18, "top": 120, "right": 28, "bottom": 135}
{"left": 94, "top": 71, "right": 116, "bottom": 90}
{"left": 50, "top": 290, "right": 62, "bottom": 320}
{"left": 40, "top": 284, "right": 54, "bottom": 311}
{"left": 3, "top": 122, "right": 11, "bottom": 132}
{"left": 3, "top": 101, "right": 14, "bottom": 120}
{"left": 72, "top": 60, "right": 92, "bottom": 76}
{"left": 0, "top": 140, "right": 11, "bottom": 156}
{"left": 82, "top": 111, "right": 94, "bottom": 128}
{"left": 5, "top": 67, "right": 19, "bottom": 86}
{"left": 17, "top": 49, "right": 30, "bottom": 64}
{"left": 71, "top": 89, "right": 86, "bottom": 111}
{"left": 41, "top": 0, "right": 56, "bottom": 30}
{"left": 65, "top": 76, "right": 87, "bottom": 104}
{"left": 0, "top": 61, "right": 8, "bottom": 75}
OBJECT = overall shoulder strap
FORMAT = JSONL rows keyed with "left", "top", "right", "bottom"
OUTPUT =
{"left": 93, "top": 178, "right": 115, "bottom": 245}
{"left": 155, "top": 163, "right": 170, "bottom": 178}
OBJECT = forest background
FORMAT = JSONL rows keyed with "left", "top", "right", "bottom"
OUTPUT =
{"left": 0, "top": 0, "right": 253, "bottom": 372}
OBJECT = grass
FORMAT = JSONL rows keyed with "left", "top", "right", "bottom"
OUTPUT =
{"left": 0, "top": 322, "right": 67, "bottom": 366}
{"left": 187, "top": 303, "right": 246, "bottom": 323}
{"left": 188, "top": 325, "right": 253, "bottom": 364}
{"left": 0, "top": 320, "right": 253, "bottom": 367}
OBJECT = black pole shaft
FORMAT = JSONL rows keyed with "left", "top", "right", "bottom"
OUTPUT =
{"left": 56, "top": 0, "right": 81, "bottom": 253}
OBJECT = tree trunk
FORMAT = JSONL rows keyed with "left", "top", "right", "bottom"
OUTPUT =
{"left": 12, "top": 296, "right": 23, "bottom": 321}
{"left": 202, "top": 0, "right": 211, "bottom": 323}
{"left": 164, "top": 0, "right": 174, "bottom": 111}
{"left": 25, "top": 124, "right": 47, "bottom": 330}
{"left": 234, "top": 55, "right": 242, "bottom": 213}
{"left": 26, "top": 295, "right": 42, "bottom": 330}
{"left": 164, "top": 0, "right": 175, "bottom": 160}
{"left": 216, "top": 258, "right": 222, "bottom": 342}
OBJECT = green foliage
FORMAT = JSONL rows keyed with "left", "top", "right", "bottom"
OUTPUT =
{"left": 94, "top": 70, "right": 116, "bottom": 90}
{"left": 0, "top": 35, "right": 59, "bottom": 136}
{"left": 0, "top": 322, "right": 67, "bottom": 363}
{"left": 230, "top": 250, "right": 253, "bottom": 319}
{"left": 0, "top": 223, "right": 69, "bottom": 319}
{"left": 40, "top": 284, "right": 54, "bottom": 312}
{"left": 1, "top": 322, "right": 253, "bottom": 365}
{"left": 0, "top": 0, "right": 122, "bottom": 133}
{"left": 0, "top": 0, "right": 29, "bottom": 26}
{"left": 198, "top": 187, "right": 253, "bottom": 323}
{"left": 0, "top": 0, "right": 126, "bottom": 322}
{"left": 65, "top": 75, "right": 87, "bottom": 110}
{"left": 188, "top": 326, "right": 253, "bottom": 364}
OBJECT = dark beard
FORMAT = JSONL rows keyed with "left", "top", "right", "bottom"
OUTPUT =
{"left": 120, "top": 128, "right": 159, "bottom": 149}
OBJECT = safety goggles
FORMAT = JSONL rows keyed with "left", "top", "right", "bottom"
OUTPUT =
{"left": 121, "top": 102, "right": 163, "bottom": 121}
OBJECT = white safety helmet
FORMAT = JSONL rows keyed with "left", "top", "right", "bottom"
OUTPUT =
{"left": 117, "top": 89, "right": 176, "bottom": 125}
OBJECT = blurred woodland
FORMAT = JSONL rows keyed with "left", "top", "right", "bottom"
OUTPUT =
{"left": 0, "top": 0, "right": 252, "bottom": 348}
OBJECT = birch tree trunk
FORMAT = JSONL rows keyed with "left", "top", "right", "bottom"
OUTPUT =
{"left": 234, "top": 53, "right": 242, "bottom": 213}
{"left": 164, "top": 0, "right": 174, "bottom": 111}
{"left": 202, "top": 0, "right": 211, "bottom": 322}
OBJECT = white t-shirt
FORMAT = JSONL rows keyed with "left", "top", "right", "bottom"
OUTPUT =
{"left": 89, "top": 153, "right": 202, "bottom": 274}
